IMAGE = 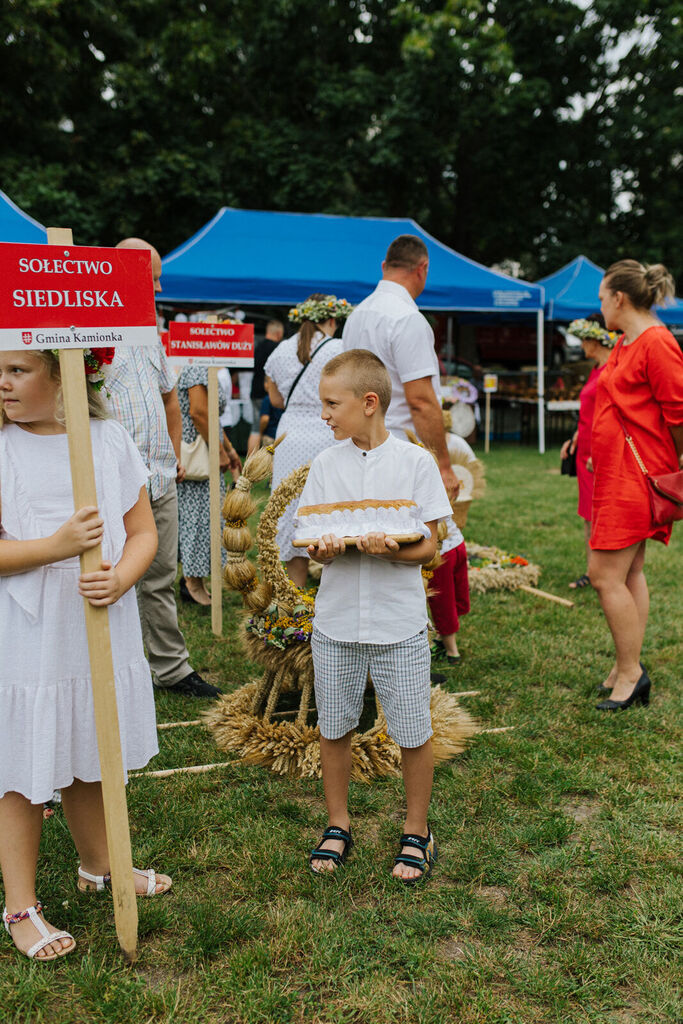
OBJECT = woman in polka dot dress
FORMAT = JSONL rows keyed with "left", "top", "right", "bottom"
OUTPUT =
{"left": 264, "top": 295, "right": 352, "bottom": 587}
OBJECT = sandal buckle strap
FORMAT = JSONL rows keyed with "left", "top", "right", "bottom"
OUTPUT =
{"left": 394, "top": 855, "right": 427, "bottom": 869}
{"left": 78, "top": 866, "right": 111, "bottom": 890}
{"left": 322, "top": 826, "right": 351, "bottom": 842}
{"left": 400, "top": 832, "right": 431, "bottom": 850}
{"left": 3, "top": 900, "right": 44, "bottom": 927}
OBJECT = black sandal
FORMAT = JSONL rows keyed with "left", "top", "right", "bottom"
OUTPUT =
{"left": 393, "top": 827, "right": 437, "bottom": 885}
{"left": 431, "top": 639, "right": 461, "bottom": 665}
{"left": 309, "top": 826, "right": 354, "bottom": 874}
{"left": 568, "top": 574, "right": 591, "bottom": 590}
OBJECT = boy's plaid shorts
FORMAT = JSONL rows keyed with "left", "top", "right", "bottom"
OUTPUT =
{"left": 311, "top": 626, "right": 432, "bottom": 748}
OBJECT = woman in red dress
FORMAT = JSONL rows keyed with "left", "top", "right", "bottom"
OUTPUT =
{"left": 590, "top": 260, "right": 683, "bottom": 710}
{"left": 561, "top": 317, "right": 615, "bottom": 589}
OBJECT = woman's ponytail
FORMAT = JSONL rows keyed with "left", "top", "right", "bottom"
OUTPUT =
{"left": 605, "top": 259, "right": 675, "bottom": 310}
{"left": 295, "top": 293, "right": 330, "bottom": 365}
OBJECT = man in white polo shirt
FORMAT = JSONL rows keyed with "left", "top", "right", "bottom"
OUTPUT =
{"left": 342, "top": 234, "right": 458, "bottom": 499}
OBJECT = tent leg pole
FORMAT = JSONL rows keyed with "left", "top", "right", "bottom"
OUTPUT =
{"left": 537, "top": 309, "right": 545, "bottom": 454}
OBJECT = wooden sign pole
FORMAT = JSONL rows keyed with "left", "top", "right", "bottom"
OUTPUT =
{"left": 484, "top": 391, "right": 491, "bottom": 453}
{"left": 203, "top": 315, "right": 222, "bottom": 636}
{"left": 208, "top": 365, "right": 222, "bottom": 636}
{"left": 47, "top": 227, "right": 138, "bottom": 962}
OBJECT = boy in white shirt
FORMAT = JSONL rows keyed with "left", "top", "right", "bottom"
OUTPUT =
{"left": 299, "top": 349, "right": 452, "bottom": 883}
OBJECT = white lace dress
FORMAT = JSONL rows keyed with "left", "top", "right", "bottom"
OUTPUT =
{"left": 0, "top": 419, "right": 159, "bottom": 805}
{"left": 264, "top": 331, "right": 343, "bottom": 561}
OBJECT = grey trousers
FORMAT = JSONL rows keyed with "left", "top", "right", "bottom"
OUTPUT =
{"left": 136, "top": 483, "right": 193, "bottom": 687}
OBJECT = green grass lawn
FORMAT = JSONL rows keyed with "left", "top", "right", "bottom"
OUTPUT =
{"left": 2, "top": 446, "right": 681, "bottom": 1024}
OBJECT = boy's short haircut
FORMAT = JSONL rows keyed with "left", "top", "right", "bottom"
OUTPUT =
{"left": 322, "top": 349, "right": 392, "bottom": 413}
{"left": 384, "top": 234, "right": 429, "bottom": 270}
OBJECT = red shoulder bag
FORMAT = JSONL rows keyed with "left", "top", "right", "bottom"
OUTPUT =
{"left": 614, "top": 409, "right": 683, "bottom": 527}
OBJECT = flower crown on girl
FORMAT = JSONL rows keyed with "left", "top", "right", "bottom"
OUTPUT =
{"left": 50, "top": 347, "right": 116, "bottom": 391}
{"left": 288, "top": 296, "right": 353, "bottom": 324}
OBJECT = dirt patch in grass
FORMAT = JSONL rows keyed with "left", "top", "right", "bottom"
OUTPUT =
{"left": 562, "top": 796, "right": 601, "bottom": 825}
{"left": 476, "top": 885, "right": 510, "bottom": 908}
{"left": 135, "top": 964, "right": 189, "bottom": 991}
{"left": 438, "top": 936, "right": 481, "bottom": 961}
{"left": 609, "top": 994, "right": 647, "bottom": 1022}
{"left": 510, "top": 928, "right": 547, "bottom": 963}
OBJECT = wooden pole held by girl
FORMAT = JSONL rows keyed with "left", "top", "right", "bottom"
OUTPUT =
{"left": 48, "top": 226, "right": 138, "bottom": 962}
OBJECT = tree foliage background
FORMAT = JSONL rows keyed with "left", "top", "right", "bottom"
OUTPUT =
{"left": 1, "top": 0, "right": 681, "bottom": 280}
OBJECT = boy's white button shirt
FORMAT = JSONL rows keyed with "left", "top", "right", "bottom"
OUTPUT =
{"left": 297, "top": 434, "right": 452, "bottom": 644}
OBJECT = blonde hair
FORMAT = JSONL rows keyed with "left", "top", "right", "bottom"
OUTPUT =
{"left": 0, "top": 351, "right": 109, "bottom": 428}
{"left": 321, "top": 349, "right": 392, "bottom": 413}
{"left": 604, "top": 259, "right": 675, "bottom": 311}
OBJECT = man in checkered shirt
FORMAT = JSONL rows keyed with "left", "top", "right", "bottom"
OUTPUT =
{"left": 299, "top": 350, "right": 452, "bottom": 884}
{"left": 106, "top": 238, "right": 221, "bottom": 700}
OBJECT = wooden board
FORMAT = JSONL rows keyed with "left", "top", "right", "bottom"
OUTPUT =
{"left": 49, "top": 226, "right": 138, "bottom": 962}
{"left": 208, "top": 366, "right": 222, "bottom": 635}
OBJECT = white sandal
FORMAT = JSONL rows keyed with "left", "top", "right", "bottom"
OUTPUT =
{"left": 3, "top": 901, "right": 75, "bottom": 961}
{"left": 77, "top": 865, "right": 172, "bottom": 896}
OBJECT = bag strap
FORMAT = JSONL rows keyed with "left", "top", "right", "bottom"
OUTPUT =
{"left": 612, "top": 405, "right": 650, "bottom": 477}
{"left": 601, "top": 352, "right": 650, "bottom": 477}
{"left": 284, "top": 336, "right": 334, "bottom": 411}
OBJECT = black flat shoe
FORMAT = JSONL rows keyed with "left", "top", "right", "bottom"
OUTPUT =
{"left": 430, "top": 640, "right": 461, "bottom": 666}
{"left": 596, "top": 669, "right": 650, "bottom": 711}
{"left": 597, "top": 661, "right": 647, "bottom": 694}
{"left": 154, "top": 671, "right": 222, "bottom": 699}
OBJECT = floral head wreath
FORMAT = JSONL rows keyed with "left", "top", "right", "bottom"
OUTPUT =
{"left": 288, "top": 296, "right": 353, "bottom": 324}
{"left": 568, "top": 319, "right": 617, "bottom": 349}
{"left": 51, "top": 347, "right": 115, "bottom": 391}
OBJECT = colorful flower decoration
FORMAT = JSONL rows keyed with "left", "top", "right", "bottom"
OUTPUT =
{"left": 468, "top": 550, "right": 529, "bottom": 570}
{"left": 288, "top": 296, "right": 353, "bottom": 324}
{"left": 567, "top": 319, "right": 617, "bottom": 348}
{"left": 51, "top": 348, "right": 115, "bottom": 391}
{"left": 246, "top": 592, "right": 316, "bottom": 650}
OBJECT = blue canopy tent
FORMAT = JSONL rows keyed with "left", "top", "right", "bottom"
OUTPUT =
{"left": 539, "top": 255, "right": 683, "bottom": 325}
{"left": 161, "top": 207, "right": 543, "bottom": 310}
{"left": 161, "top": 207, "right": 548, "bottom": 449}
{"left": 0, "top": 189, "right": 47, "bottom": 243}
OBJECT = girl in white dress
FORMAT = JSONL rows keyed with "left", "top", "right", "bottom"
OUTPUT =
{"left": 0, "top": 349, "right": 171, "bottom": 963}
{"left": 264, "top": 294, "right": 351, "bottom": 588}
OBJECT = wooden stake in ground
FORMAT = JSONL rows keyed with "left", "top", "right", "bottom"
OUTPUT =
{"left": 484, "top": 390, "right": 491, "bottom": 454}
{"left": 48, "top": 226, "right": 138, "bottom": 962}
{"left": 483, "top": 373, "right": 497, "bottom": 454}
{"left": 208, "top": 365, "right": 222, "bottom": 636}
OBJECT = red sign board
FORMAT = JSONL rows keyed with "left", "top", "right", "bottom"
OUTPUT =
{"left": 168, "top": 322, "right": 254, "bottom": 367}
{"left": 0, "top": 242, "right": 158, "bottom": 349}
